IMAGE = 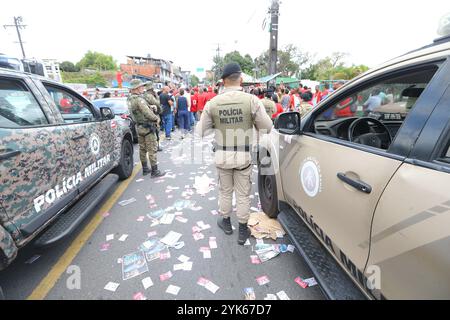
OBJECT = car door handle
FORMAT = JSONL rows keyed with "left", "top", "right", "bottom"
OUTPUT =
{"left": 0, "top": 149, "right": 21, "bottom": 161}
{"left": 337, "top": 173, "right": 372, "bottom": 194}
{"left": 71, "top": 134, "right": 86, "bottom": 141}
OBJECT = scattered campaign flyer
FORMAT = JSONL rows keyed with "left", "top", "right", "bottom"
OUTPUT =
{"left": 160, "top": 271, "right": 173, "bottom": 281}
{"left": 304, "top": 277, "right": 318, "bottom": 287}
{"left": 118, "top": 234, "right": 129, "bottom": 242}
{"left": 256, "top": 275, "right": 270, "bottom": 286}
{"left": 244, "top": 288, "right": 256, "bottom": 300}
{"left": 178, "top": 255, "right": 190, "bottom": 263}
{"left": 104, "top": 282, "right": 120, "bottom": 292}
{"left": 276, "top": 290, "right": 291, "bottom": 300}
{"left": 142, "top": 277, "right": 154, "bottom": 290}
{"left": 118, "top": 198, "right": 136, "bottom": 206}
{"left": 122, "top": 251, "right": 149, "bottom": 281}
{"left": 295, "top": 277, "right": 308, "bottom": 289}
{"left": 166, "top": 285, "right": 181, "bottom": 296}
{"left": 147, "top": 209, "right": 165, "bottom": 221}
{"left": 160, "top": 231, "right": 182, "bottom": 246}
{"left": 209, "top": 237, "right": 218, "bottom": 249}
{"left": 141, "top": 238, "right": 167, "bottom": 262}
{"left": 160, "top": 214, "right": 175, "bottom": 225}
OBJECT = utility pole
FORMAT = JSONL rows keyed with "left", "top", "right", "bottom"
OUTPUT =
{"left": 268, "top": 0, "right": 280, "bottom": 76}
{"left": 3, "top": 16, "right": 27, "bottom": 59}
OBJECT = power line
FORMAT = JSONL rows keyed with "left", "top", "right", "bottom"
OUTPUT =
{"left": 3, "top": 16, "right": 27, "bottom": 59}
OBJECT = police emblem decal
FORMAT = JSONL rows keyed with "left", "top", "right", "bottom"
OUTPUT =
{"left": 89, "top": 133, "right": 101, "bottom": 155}
{"left": 300, "top": 158, "right": 322, "bottom": 197}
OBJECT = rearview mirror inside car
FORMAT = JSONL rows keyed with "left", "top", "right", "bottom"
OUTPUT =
{"left": 275, "top": 112, "right": 301, "bottom": 135}
{"left": 100, "top": 107, "right": 115, "bottom": 120}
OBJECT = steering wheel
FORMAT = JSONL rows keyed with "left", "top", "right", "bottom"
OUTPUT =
{"left": 348, "top": 117, "right": 392, "bottom": 149}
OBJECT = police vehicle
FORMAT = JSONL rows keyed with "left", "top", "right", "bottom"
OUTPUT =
{"left": 0, "top": 67, "right": 134, "bottom": 295}
{"left": 258, "top": 25, "right": 450, "bottom": 299}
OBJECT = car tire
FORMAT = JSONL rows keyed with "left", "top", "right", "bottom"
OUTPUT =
{"left": 258, "top": 159, "right": 279, "bottom": 218}
{"left": 114, "top": 139, "right": 134, "bottom": 180}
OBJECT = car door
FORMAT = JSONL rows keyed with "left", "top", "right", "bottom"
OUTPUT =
{"left": 277, "top": 61, "right": 443, "bottom": 297}
{"left": 41, "top": 83, "right": 116, "bottom": 195}
{"left": 0, "top": 74, "right": 77, "bottom": 241}
{"left": 367, "top": 70, "right": 450, "bottom": 299}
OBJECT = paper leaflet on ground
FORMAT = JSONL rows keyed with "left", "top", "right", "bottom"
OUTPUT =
{"left": 139, "top": 237, "right": 168, "bottom": 262}
{"left": 193, "top": 174, "right": 215, "bottom": 195}
{"left": 254, "top": 243, "right": 280, "bottom": 263}
{"left": 248, "top": 212, "right": 286, "bottom": 240}
{"left": 122, "top": 251, "right": 149, "bottom": 281}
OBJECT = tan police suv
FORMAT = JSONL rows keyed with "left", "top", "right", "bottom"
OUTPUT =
{"left": 258, "top": 35, "right": 450, "bottom": 300}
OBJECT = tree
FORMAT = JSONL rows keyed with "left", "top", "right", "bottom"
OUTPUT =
{"left": 76, "top": 51, "right": 117, "bottom": 71}
{"left": 223, "top": 51, "right": 255, "bottom": 75}
{"left": 190, "top": 74, "right": 200, "bottom": 87}
{"left": 60, "top": 61, "right": 79, "bottom": 72}
{"left": 257, "top": 44, "right": 311, "bottom": 77}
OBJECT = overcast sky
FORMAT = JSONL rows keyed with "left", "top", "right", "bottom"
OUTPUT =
{"left": 1, "top": 0, "right": 448, "bottom": 76}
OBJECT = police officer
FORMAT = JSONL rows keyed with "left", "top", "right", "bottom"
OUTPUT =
{"left": 261, "top": 89, "right": 277, "bottom": 118}
{"left": 196, "top": 62, "right": 273, "bottom": 245}
{"left": 143, "top": 82, "right": 163, "bottom": 152}
{"left": 127, "top": 79, "right": 164, "bottom": 178}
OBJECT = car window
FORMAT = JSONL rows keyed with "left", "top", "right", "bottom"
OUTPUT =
{"left": 43, "top": 84, "right": 96, "bottom": 123}
{"left": 0, "top": 78, "right": 48, "bottom": 128}
{"left": 312, "top": 66, "right": 439, "bottom": 150}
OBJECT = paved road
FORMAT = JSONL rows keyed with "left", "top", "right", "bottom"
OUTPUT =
{"left": 0, "top": 131, "right": 324, "bottom": 300}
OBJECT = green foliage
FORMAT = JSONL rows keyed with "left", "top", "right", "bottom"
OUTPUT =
{"left": 76, "top": 51, "right": 117, "bottom": 71}
{"left": 301, "top": 52, "right": 369, "bottom": 81}
{"left": 62, "top": 71, "right": 108, "bottom": 87}
{"left": 60, "top": 61, "right": 80, "bottom": 72}
{"left": 257, "top": 44, "right": 311, "bottom": 78}
{"left": 223, "top": 51, "right": 255, "bottom": 75}
{"left": 190, "top": 74, "right": 200, "bottom": 87}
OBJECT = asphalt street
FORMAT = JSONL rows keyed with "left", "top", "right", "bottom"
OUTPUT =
{"left": 0, "top": 130, "right": 324, "bottom": 300}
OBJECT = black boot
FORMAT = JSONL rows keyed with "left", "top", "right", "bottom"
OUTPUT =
{"left": 151, "top": 165, "right": 164, "bottom": 178}
{"left": 217, "top": 217, "right": 233, "bottom": 235}
{"left": 157, "top": 145, "right": 163, "bottom": 152}
{"left": 238, "top": 223, "right": 251, "bottom": 245}
{"left": 142, "top": 162, "right": 151, "bottom": 176}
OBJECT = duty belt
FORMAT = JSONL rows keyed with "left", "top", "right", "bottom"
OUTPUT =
{"left": 218, "top": 145, "right": 251, "bottom": 152}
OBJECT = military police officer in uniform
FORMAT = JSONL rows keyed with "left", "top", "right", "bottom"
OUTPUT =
{"left": 143, "top": 81, "right": 163, "bottom": 152}
{"left": 197, "top": 62, "right": 273, "bottom": 245}
{"left": 127, "top": 79, "right": 164, "bottom": 178}
{"left": 261, "top": 89, "right": 277, "bottom": 118}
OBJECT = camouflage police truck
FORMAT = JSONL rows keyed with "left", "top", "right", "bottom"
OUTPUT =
{"left": 0, "top": 68, "right": 134, "bottom": 296}
{"left": 258, "top": 36, "right": 450, "bottom": 299}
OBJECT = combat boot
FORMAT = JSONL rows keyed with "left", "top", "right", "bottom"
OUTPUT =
{"left": 217, "top": 217, "right": 233, "bottom": 235}
{"left": 151, "top": 165, "right": 164, "bottom": 178}
{"left": 157, "top": 145, "right": 163, "bottom": 152}
{"left": 142, "top": 162, "right": 151, "bottom": 176}
{"left": 238, "top": 223, "right": 251, "bottom": 245}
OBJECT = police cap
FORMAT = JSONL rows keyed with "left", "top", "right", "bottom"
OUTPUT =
{"left": 221, "top": 62, "right": 242, "bottom": 79}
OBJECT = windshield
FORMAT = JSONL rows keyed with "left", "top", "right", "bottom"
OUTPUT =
{"left": 92, "top": 98, "right": 129, "bottom": 114}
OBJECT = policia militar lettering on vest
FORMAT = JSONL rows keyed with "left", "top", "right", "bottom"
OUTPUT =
{"left": 210, "top": 94, "right": 254, "bottom": 149}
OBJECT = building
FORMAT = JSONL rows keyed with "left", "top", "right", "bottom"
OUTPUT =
{"left": 120, "top": 55, "right": 185, "bottom": 86}
{"left": 42, "top": 59, "right": 62, "bottom": 82}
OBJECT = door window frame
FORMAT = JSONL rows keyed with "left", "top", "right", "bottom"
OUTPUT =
{"left": 41, "top": 81, "right": 101, "bottom": 124}
{"left": 299, "top": 57, "right": 449, "bottom": 161}
{"left": 0, "top": 75, "right": 50, "bottom": 128}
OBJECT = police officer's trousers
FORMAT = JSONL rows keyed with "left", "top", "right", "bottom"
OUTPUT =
{"left": 217, "top": 165, "right": 252, "bottom": 224}
{"left": 138, "top": 132, "right": 157, "bottom": 166}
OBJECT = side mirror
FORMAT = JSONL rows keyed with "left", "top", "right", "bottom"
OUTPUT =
{"left": 275, "top": 112, "right": 301, "bottom": 135}
{"left": 100, "top": 107, "right": 115, "bottom": 120}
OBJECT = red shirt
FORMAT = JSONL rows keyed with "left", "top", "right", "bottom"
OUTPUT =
{"left": 197, "top": 92, "right": 207, "bottom": 111}
{"left": 272, "top": 103, "right": 284, "bottom": 119}
{"left": 334, "top": 97, "right": 354, "bottom": 118}
{"left": 191, "top": 93, "right": 198, "bottom": 112}
{"left": 59, "top": 98, "right": 72, "bottom": 113}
